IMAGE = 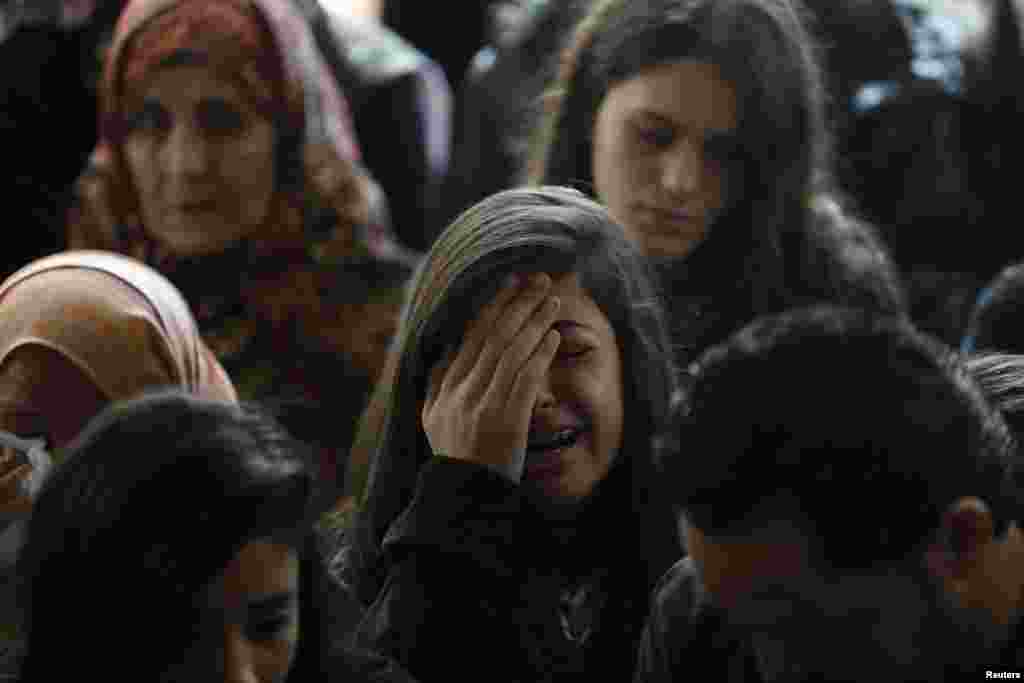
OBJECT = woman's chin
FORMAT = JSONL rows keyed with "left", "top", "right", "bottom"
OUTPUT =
{"left": 522, "top": 478, "right": 588, "bottom": 521}
{"left": 152, "top": 225, "right": 248, "bottom": 258}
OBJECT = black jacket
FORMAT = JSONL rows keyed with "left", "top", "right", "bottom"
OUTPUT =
{"left": 436, "top": 0, "right": 589, "bottom": 240}
{"left": 349, "top": 456, "right": 679, "bottom": 683}
{"left": 634, "top": 557, "right": 763, "bottom": 683}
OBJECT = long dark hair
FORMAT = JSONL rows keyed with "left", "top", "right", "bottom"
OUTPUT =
{"left": 531, "top": 0, "right": 828, "bottom": 307}
{"left": 346, "top": 186, "right": 681, "bottom": 607}
{"left": 16, "top": 389, "right": 333, "bottom": 682}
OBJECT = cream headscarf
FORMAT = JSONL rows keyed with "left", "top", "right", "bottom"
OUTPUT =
{"left": 0, "top": 250, "right": 237, "bottom": 403}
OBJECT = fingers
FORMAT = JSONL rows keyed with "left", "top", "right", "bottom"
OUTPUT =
{"left": 423, "top": 345, "right": 455, "bottom": 418}
{"left": 0, "top": 461, "right": 33, "bottom": 516}
{"left": 0, "top": 448, "right": 27, "bottom": 473}
{"left": 489, "top": 294, "right": 561, "bottom": 398}
{"left": 504, "top": 328, "right": 562, "bottom": 453}
{"left": 515, "top": 329, "right": 562, "bottom": 400}
{"left": 0, "top": 461, "right": 32, "bottom": 498}
{"left": 444, "top": 273, "right": 523, "bottom": 389}
{"left": 471, "top": 274, "right": 554, "bottom": 391}
{"left": 419, "top": 272, "right": 562, "bottom": 480}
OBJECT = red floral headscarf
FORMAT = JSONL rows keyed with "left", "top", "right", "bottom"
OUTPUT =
{"left": 112, "top": 0, "right": 287, "bottom": 135}
{"left": 68, "top": 0, "right": 394, "bottom": 265}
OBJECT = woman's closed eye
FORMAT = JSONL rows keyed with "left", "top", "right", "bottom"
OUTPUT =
{"left": 632, "top": 122, "right": 675, "bottom": 150}
{"left": 246, "top": 611, "right": 295, "bottom": 642}
{"left": 197, "top": 99, "right": 246, "bottom": 137}
{"left": 126, "top": 101, "right": 172, "bottom": 135}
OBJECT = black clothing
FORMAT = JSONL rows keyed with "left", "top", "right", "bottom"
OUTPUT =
{"left": 436, "top": 0, "right": 588, "bottom": 239}
{"left": 308, "top": 0, "right": 450, "bottom": 252}
{"left": 349, "top": 456, "right": 680, "bottom": 683}
{"left": 382, "top": 0, "right": 497, "bottom": 90}
{"left": 634, "top": 557, "right": 763, "bottom": 683}
{"left": 657, "top": 198, "right": 907, "bottom": 369}
{"left": 0, "top": 25, "right": 96, "bottom": 276}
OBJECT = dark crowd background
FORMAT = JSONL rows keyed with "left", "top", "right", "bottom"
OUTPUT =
{"left": 3, "top": 1, "right": 1024, "bottom": 681}
{"left": 1, "top": 0, "right": 1020, "bottom": 350}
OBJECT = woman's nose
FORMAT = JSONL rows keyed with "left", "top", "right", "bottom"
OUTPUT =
{"left": 222, "top": 628, "right": 259, "bottom": 683}
{"left": 661, "top": 138, "right": 701, "bottom": 196}
{"left": 164, "top": 123, "right": 210, "bottom": 178}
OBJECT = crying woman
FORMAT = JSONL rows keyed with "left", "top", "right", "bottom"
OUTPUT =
{"left": 337, "top": 186, "right": 683, "bottom": 683}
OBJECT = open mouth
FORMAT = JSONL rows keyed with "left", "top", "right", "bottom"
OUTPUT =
{"left": 527, "top": 426, "right": 584, "bottom": 454}
{"left": 524, "top": 427, "right": 587, "bottom": 486}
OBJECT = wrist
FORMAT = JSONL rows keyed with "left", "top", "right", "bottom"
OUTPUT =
{"left": 431, "top": 452, "right": 522, "bottom": 484}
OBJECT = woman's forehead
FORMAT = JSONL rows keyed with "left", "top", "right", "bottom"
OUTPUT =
{"left": 603, "top": 59, "right": 738, "bottom": 132}
{"left": 129, "top": 62, "right": 249, "bottom": 107}
{"left": 547, "top": 273, "right": 614, "bottom": 332}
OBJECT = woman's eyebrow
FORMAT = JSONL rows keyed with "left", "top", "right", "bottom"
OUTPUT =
{"left": 631, "top": 110, "right": 678, "bottom": 129}
{"left": 633, "top": 109, "right": 736, "bottom": 138}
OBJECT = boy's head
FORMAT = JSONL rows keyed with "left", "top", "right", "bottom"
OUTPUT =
{"left": 963, "top": 261, "right": 1024, "bottom": 355}
{"left": 660, "top": 305, "right": 1024, "bottom": 678}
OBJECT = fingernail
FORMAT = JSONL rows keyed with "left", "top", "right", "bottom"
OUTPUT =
{"left": 548, "top": 296, "right": 560, "bottom": 311}
{"left": 532, "top": 273, "right": 551, "bottom": 288}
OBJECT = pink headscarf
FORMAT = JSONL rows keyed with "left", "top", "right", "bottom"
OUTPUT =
{"left": 0, "top": 250, "right": 237, "bottom": 403}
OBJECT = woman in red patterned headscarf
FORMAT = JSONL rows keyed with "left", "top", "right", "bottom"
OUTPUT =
{"left": 67, "top": 0, "right": 419, "bottom": 491}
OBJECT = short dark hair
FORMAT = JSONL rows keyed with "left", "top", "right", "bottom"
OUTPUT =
{"left": 963, "top": 261, "right": 1024, "bottom": 355}
{"left": 659, "top": 305, "right": 1019, "bottom": 571}
{"left": 16, "top": 389, "right": 330, "bottom": 680}
{"left": 965, "top": 352, "right": 1024, "bottom": 444}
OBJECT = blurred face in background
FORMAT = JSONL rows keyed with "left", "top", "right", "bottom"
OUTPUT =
{"left": 591, "top": 59, "right": 738, "bottom": 259}
{"left": 123, "top": 64, "right": 276, "bottom": 257}
{"left": 169, "top": 539, "right": 301, "bottom": 683}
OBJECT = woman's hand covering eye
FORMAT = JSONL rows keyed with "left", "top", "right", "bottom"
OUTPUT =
{"left": 421, "top": 273, "right": 562, "bottom": 481}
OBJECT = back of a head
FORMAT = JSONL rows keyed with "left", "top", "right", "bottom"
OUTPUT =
{"left": 661, "top": 305, "right": 1017, "bottom": 571}
{"left": 965, "top": 351, "right": 1024, "bottom": 443}
{"left": 0, "top": 250, "right": 237, "bottom": 404}
{"left": 17, "top": 389, "right": 318, "bottom": 680}
{"left": 801, "top": 0, "right": 912, "bottom": 103}
{"left": 963, "top": 261, "right": 1024, "bottom": 356}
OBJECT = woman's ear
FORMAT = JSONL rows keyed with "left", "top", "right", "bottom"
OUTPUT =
{"left": 926, "top": 497, "right": 1024, "bottom": 626}
{"left": 925, "top": 497, "right": 994, "bottom": 582}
